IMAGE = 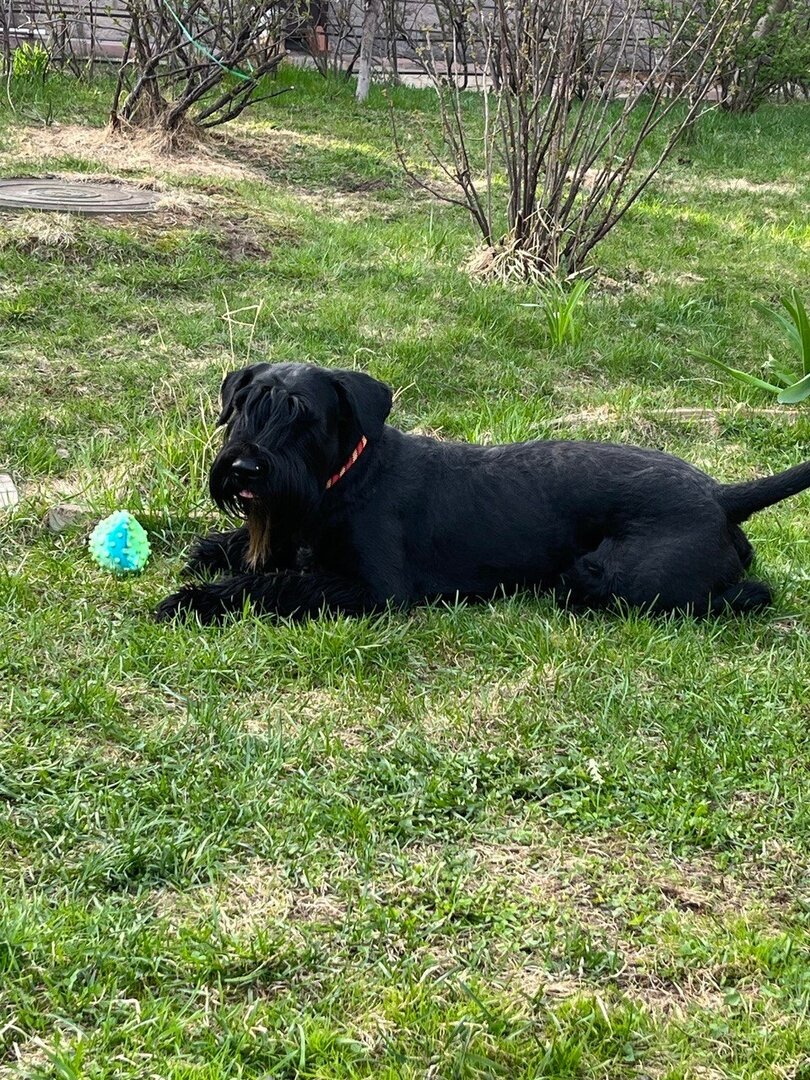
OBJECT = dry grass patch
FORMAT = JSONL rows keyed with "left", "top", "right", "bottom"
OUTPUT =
{"left": 674, "top": 177, "right": 802, "bottom": 198}
{"left": 228, "top": 687, "right": 391, "bottom": 755}
{"left": 464, "top": 834, "right": 791, "bottom": 924}
{"left": 379, "top": 833, "right": 798, "bottom": 1016}
{"left": 5, "top": 124, "right": 274, "bottom": 182}
{"left": 112, "top": 677, "right": 193, "bottom": 733}
{"left": 0, "top": 1036, "right": 53, "bottom": 1078}
{"left": 546, "top": 405, "right": 803, "bottom": 442}
{"left": 19, "top": 463, "right": 133, "bottom": 509}
{"left": 414, "top": 670, "right": 549, "bottom": 750}
{"left": 292, "top": 187, "right": 399, "bottom": 224}
{"left": 0, "top": 210, "right": 80, "bottom": 255}
{"left": 152, "top": 858, "right": 347, "bottom": 939}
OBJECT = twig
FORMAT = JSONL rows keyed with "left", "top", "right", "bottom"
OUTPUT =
{"left": 547, "top": 406, "right": 804, "bottom": 428}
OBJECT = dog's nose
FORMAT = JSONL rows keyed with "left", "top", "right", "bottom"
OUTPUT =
{"left": 231, "top": 457, "right": 262, "bottom": 478}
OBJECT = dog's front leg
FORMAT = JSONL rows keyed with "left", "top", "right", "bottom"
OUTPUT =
{"left": 181, "top": 528, "right": 250, "bottom": 579}
{"left": 155, "top": 571, "right": 383, "bottom": 624}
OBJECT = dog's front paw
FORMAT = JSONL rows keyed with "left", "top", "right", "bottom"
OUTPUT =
{"left": 154, "top": 585, "right": 221, "bottom": 624}
{"left": 180, "top": 531, "right": 247, "bottom": 580}
{"left": 180, "top": 551, "right": 213, "bottom": 580}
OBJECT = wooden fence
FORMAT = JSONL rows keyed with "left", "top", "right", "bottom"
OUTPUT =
{"left": 4, "top": 0, "right": 658, "bottom": 79}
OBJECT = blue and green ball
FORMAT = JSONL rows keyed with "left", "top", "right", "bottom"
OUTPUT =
{"left": 88, "top": 511, "right": 151, "bottom": 573}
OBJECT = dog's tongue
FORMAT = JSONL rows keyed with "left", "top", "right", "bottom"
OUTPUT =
{"left": 239, "top": 490, "right": 255, "bottom": 500}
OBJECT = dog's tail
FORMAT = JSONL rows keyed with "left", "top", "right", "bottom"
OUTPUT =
{"left": 719, "top": 461, "right": 810, "bottom": 523}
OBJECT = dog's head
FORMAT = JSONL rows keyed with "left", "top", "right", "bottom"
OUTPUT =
{"left": 209, "top": 362, "right": 392, "bottom": 567}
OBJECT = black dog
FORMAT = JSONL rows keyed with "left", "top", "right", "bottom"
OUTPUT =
{"left": 156, "top": 362, "right": 810, "bottom": 623}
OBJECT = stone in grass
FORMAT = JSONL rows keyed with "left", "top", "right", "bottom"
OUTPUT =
{"left": 0, "top": 473, "right": 19, "bottom": 510}
{"left": 44, "top": 502, "right": 89, "bottom": 533}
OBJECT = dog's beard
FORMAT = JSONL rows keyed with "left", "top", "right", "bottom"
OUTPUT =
{"left": 245, "top": 503, "right": 273, "bottom": 571}
{"left": 210, "top": 450, "right": 322, "bottom": 569}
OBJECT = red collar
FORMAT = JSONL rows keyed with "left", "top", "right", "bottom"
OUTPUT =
{"left": 325, "top": 435, "right": 367, "bottom": 490}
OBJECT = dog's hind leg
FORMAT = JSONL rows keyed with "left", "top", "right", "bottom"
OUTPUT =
{"left": 181, "top": 528, "right": 250, "bottom": 579}
{"left": 554, "top": 551, "right": 614, "bottom": 610}
{"left": 709, "top": 580, "right": 772, "bottom": 614}
{"left": 557, "top": 522, "right": 765, "bottom": 617}
{"left": 156, "top": 570, "right": 384, "bottom": 624}
{"left": 730, "top": 524, "right": 754, "bottom": 570}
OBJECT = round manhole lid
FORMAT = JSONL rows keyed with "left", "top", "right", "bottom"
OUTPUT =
{"left": 0, "top": 178, "right": 160, "bottom": 214}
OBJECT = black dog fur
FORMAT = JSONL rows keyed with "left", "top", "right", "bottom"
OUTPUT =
{"left": 155, "top": 362, "right": 810, "bottom": 623}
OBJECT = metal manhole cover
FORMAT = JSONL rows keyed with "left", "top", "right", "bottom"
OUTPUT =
{"left": 0, "top": 178, "right": 160, "bottom": 215}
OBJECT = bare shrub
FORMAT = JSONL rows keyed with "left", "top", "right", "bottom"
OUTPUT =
{"left": 110, "top": 0, "right": 305, "bottom": 148}
{"left": 394, "top": 0, "right": 756, "bottom": 281}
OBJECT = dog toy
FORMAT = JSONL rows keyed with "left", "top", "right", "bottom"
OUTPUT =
{"left": 88, "top": 511, "right": 151, "bottom": 573}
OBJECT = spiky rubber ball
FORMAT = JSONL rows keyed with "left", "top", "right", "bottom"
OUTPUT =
{"left": 88, "top": 511, "right": 151, "bottom": 573}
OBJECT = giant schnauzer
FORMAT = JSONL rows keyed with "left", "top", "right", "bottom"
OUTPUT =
{"left": 155, "top": 362, "right": 810, "bottom": 623}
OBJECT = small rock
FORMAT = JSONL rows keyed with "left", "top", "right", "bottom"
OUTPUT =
{"left": 44, "top": 502, "right": 88, "bottom": 532}
{"left": 0, "top": 473, "right": 19, "bottom": 509}
{"left": 55, "top": 447, "right": 70, "bottom": 460}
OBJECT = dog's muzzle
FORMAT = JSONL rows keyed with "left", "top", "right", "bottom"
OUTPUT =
{"left": 230, "top": 456, "right": 262, "bottom": 500}
{"left": 209, "top": 449, "right": 269, "bottom": 513}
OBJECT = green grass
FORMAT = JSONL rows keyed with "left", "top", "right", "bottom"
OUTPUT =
{"left": 2, "top": 66, "right": 810, "bottom": 1078}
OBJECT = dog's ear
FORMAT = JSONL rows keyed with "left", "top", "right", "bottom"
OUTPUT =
{"left": 331, "top": 369, "right": 393, "bottom": 441}
{"left": 217, "top": 363, "right": 270, "bottom": 426}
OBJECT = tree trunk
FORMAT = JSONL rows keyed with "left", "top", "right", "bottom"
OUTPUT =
{"left": 724, "top": 0, "right": 792, "bottom": 111}
{"left": 752, "top": 0, "right": 790, "bottom": 39}
{"left": 356, "top": 0, "right": 382, "bottom": 102}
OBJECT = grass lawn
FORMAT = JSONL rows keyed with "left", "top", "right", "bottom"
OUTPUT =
{"left": 2, "top": 67, "right": 810, "bottom": 1079}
